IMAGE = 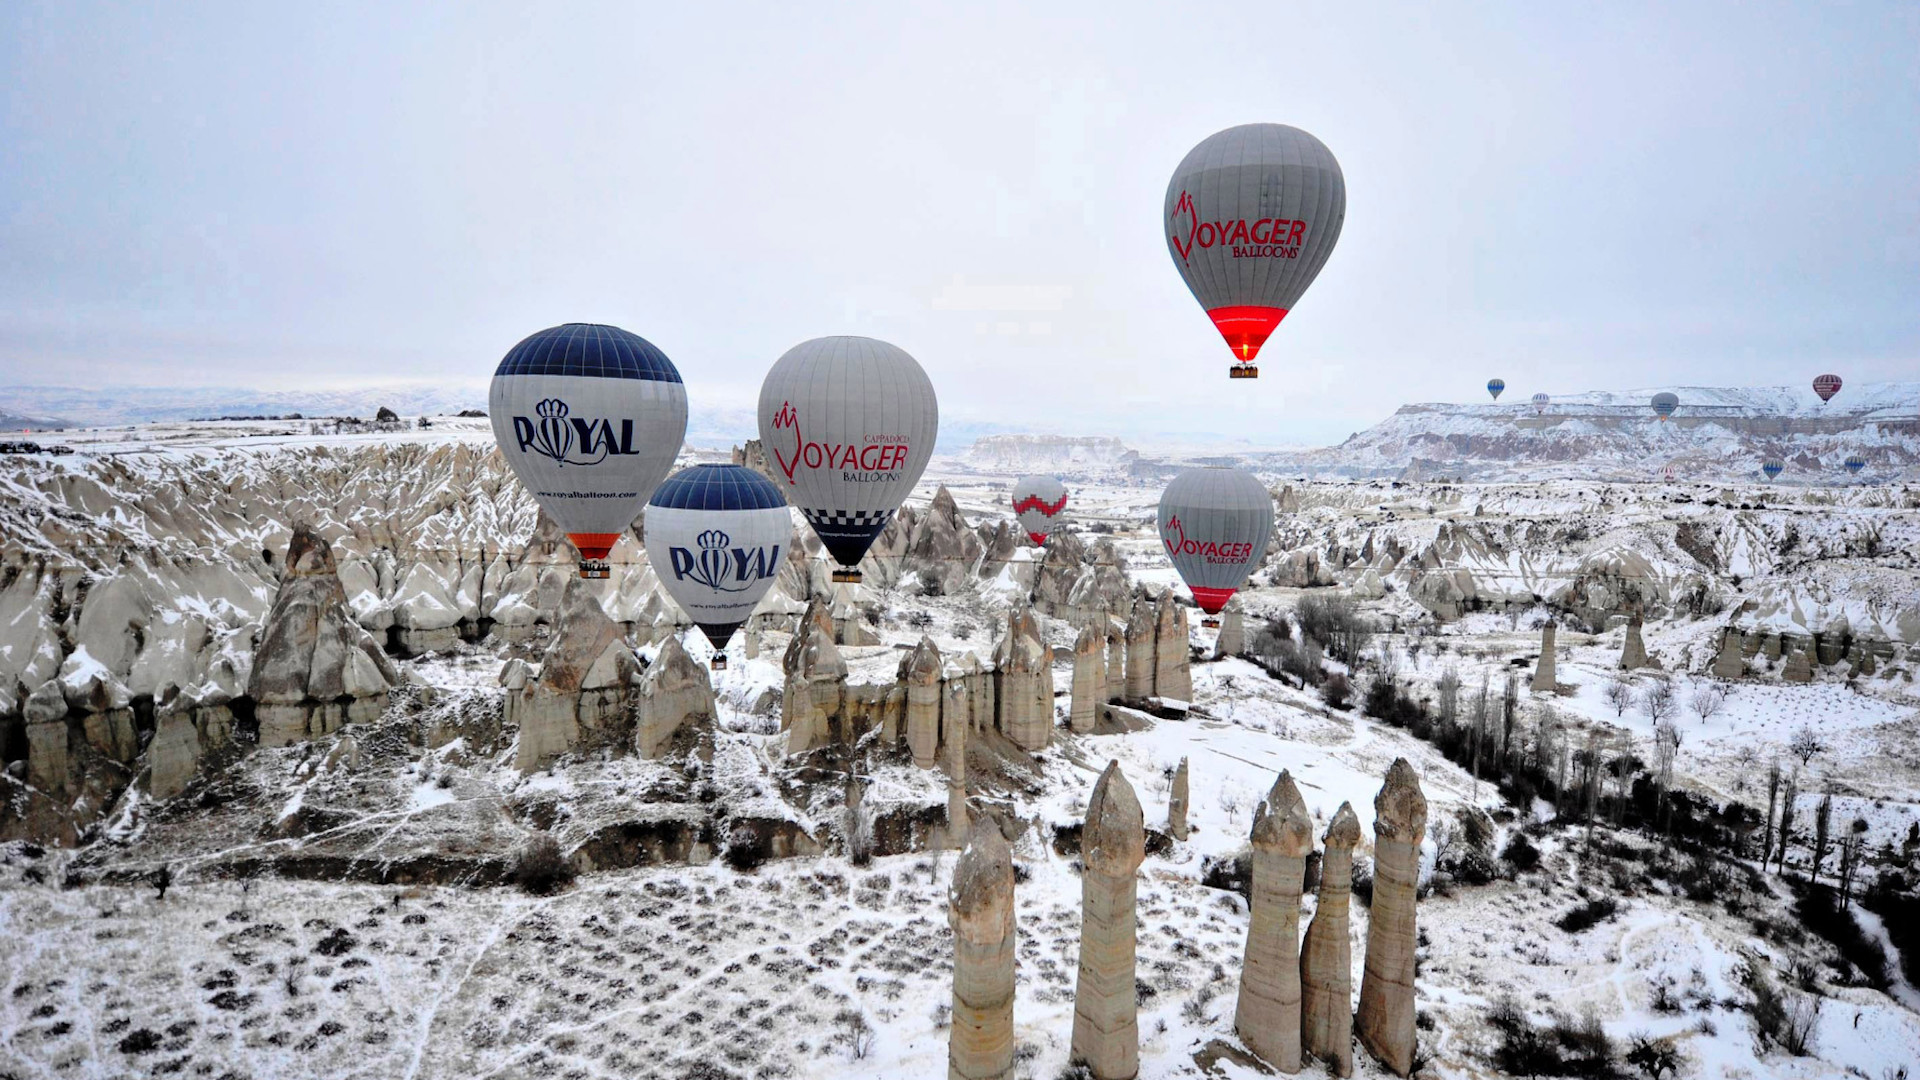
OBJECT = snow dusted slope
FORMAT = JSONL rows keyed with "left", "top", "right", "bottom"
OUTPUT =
{"left": 960, "top": 434, "right": 1141, "bottom": 478}
{"left": 1285, "top": 381, "right": 1920, "bottom": 481}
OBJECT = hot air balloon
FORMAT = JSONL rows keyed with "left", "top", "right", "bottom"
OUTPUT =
{"left": 757, "top": 336, "right": 938, "bottom": 584}
{"left": 1651, "top": 392, "right": 1679, "bottom": 422}
{"left": 490, "top": 324, "right": 688, "bottom": 578}
{"left": 1813, "top": 374, "right": 1842, "bottom": 403}
{"left": 1164, "top": 124, "right": 1346, "bottom": 379}
{"left": 1011, "top": 475, "right": 1069, "bottom": 545}
{"left": 1156, "top": 467, "right": 1273, "bottom": 627}
{"left": 1531, "top": 392, "right": 1551, "bottom": 416}
{"left": 1761, "top": 459, "right": 1784, "bottom": 481}
{"left": 1844, "top": 454, "right": 1866, "bottom": 476}
{"left": 644, "top": 464, "right": 790, "bottom": 670}
{"left": 1487, "top": 378, "right": 1505, "bottom": 400}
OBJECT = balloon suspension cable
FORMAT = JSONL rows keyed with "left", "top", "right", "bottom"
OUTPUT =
{"left": 578, "top": 560, "right": 611, "bottom": 580}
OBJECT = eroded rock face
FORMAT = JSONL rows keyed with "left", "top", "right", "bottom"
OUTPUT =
{"left": 782, "top": 609, "right": 846, "bottom": 756}
{"left": 634, "top": 634, "right": 715, "bottom": 759}
{"left": 248, "top": 524, "right": 397, "bottom": 748}
{"left": 950, "top": 820, "right": 1016, "bottom": 1080}
{"left": 1356, "top": 759, "right": 1429, "bottom": 1077}
{"left": 1124, "top": 602, "right": 1154, "bottom": 701}
{"left": 1168, "top": 757, "right": 1189, "bottom": 841}
{"left": 1216, "top": 605, "right": 1246, "bottom": 659}
{"left": 993, "top": 607, "right": 1052, "bottom": 751}
{"left": 1153, "top": 594, "right": 1192, "bottom": 703}
{"left": 1236, "top": 770, "right": 1314, "bottom": 1072}
{"left": 1620, "top": 616, "right": 1649, "bottom": 670}
{"left": 1070, "top": 623, "right": 1104, "bottom": 734}
{"left": 1071, "top": 761, "right": 1145, "bottom": 1080}
{"left": 1530, "top": 622, "right": 1557, "bottom": 693}
{"left": 1781, "top": 639, "right": 1813, "bottom": 683}
{"left": 510, "top": 576, "right": 641, "bottom": 771}
{"left": 902, "top": 636, "right": 944, "bottom": 768}
{"left": 1301, "top": 802, "right": 1362, "bottom": 1076}
{"left": 1712, "top": 626, "right": 1746, "bottom": 679}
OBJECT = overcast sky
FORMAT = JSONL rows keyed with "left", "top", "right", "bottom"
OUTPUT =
{"left": 3, "top": 2, "right": 1915, "bottom": 445}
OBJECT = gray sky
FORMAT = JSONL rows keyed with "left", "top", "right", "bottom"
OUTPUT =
{"left": 4, "top": 1, "right": 1915, "bottom": 445}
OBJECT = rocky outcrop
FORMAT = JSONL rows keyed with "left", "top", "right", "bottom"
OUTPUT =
{"left": 1124, "top": 602, "right": 1154, "bottom": 701}
{"left": 1301, "top": 802, "right": 1361, "bottom": 1076}
{"left": 1070, "top": 622, "right": 1104, "bottom": 734}
{"left": 1168, "top": 757, "right": 1189, "bottom": 841}
{"left": 993, "top": 607, "right": 1052, "bottom": 751}
{"left": 905, "top": 486, "right": 986, "bottom": 597}
{"left": 23, "top": 681, "right": 69, "bottom": 796}
{"left": 903, "top": 637, "right": 944, "bottom": 768}
{"left": 1530, "top": 622, "right": 1557, "bottom": 693}
{"left": 1781, "top": 639, "right": 1813, "bottom": 683}
{"left": 1356, "top": 759, "right": 1428, "bottom": 1077}
{"left": 1216, "top": 605, "right": 1246, "bottom": 659}
{"left": 1033, "top": 532, "right": 1133, "bottom": 627}
{"left": 509, "top": 576, "right": 641, "bottom": 771}
{"left": 950, "top": 820, "right": 1016, "bottom": 1080}
{"left": 1620, "top": 616, "right": 1648, "bottom": 670}
{"left": 1153, "top": 594, "right": 1191, "bottom": 702}
{"left": 634, "top": 635, "right": 716, "bottom": 759}
{"left": 1105, "top": 622, "right": 1125, "bottom": 704}
{"left": 1236, "top": 770, "right": 1314, "bottom": 1072}
{"left": 248, "top": 524, "right": 397, "bottom": 748}
{"left": 783, "top": 610, "right": 847, "bottom": 756}
{"left": 1072, "top": 761, "right": 1145, "bottom": 1080}
{"left": 1712, "top": 626, "right": 1746, "bottom": 679}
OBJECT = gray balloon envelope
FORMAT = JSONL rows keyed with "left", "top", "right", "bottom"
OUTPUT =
{"left": 644, "top": 464, "right": 791, "bottom": 651}
{"left": 1164, "top": 123, "right": 1347, "bottom": 364}
{"left": 1651, "top": 392, "right": 1679, "bottom": 420}
{"left": 1011, "top": 474, "right": 1068, "bottom": 544}
{"left": 1156, "top": 467, "right": 1272, "bottom": 614}
{"left": 755, "top": 336, "right": 938, "bottom": 568}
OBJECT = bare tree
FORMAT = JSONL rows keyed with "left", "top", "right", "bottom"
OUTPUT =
{"left": 1688, "top": 682, "right": 1728, "bottom": 722}
{"left": 1436, "top": 666, "right": 1462, "bottom": 731}
{"left": 1730, "top": 745, "right": 1759, "bottom": 799}
{"left": 1839, "top": 817, "right": 1869, "bottom": 907}
{"left": 1641, "top": 681, "right": 1677, "bottom": 724}
{"left": 1788, "top": 726, "right": 1825, "bottom": 769}
{"left": 1652, "top": 719, "right": 1682, "bottom": 840}
{"left": 1775, "top": 770, "right": 1799, "bottom": 874}
{"left": 1762, "top": 760, "right": 1782, "bottom": 867}
{"left": 1604, "top": 678, "right": 1634, "bottom": 717}
{"left": 1811, "top": 794, "right": 1832, "bottom": 885}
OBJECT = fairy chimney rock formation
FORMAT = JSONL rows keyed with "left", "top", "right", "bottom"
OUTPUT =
{"left": 1071, "top": 761, "right": 1146, "bottom": 1080}
{"left": 783, "top": 612, "right": 847, "bottom": 755}
{"left": 1153, "top": 594, "right": 1192, "bottom": 702}
{"left": 1124, "top": 601, "right": 1155, "bottom": 701}
{"left": 1619, "top": 616, "right": 1649, "bottom": 671}
{"left": 1168, "top": 757, "right": 1190, "bottom": 841}
{"left": 1781, "top": 638, "right": 1814, "bottom": 683}
{"left": 994, "top": 608, "right": 1053, "bottom": 752}
{"left": 1216, "top": 604, "right": 1246, "bottom": 659}
{"left": 1356, "top": 759, "right": 1429, "bottom": 1077}
{"left": 511, "top": 575, "right": 641, "bottom": 771}
{"left": 634, "top": 634, "right": 716, "bottom": 759}
{"left": 1712, "top": 626, "right": 1746, "bottom": 679}
{"left": 1301, "top": 802, "right": 1363, "bottom": 1077}
{"left": 1070, "top": 622, "right": 1105, "bottom": 734}
{"left": 1530, "top": 622, "right": 1558, "bottom": 693}
{"left": 248, "top": 524, "right": 397, "bottom": 748}
{"left": 1236, "top": 770, "right": 1314, "bottom": 1072}
{"left": 1105, "top": 621, "right": 1126, "bottom": 704}
{"left": 902, "top": 636, "right": 945, "bottom": 768}
{"left": 950, "top": 820, "right": 1016, "bottom": 1080}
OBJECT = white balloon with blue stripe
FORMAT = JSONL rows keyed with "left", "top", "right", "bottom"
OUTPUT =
{"left": 644, "top": 464, "right": 791, "bottom": 656}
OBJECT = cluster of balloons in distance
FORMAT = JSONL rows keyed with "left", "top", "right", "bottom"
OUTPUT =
{"left": 490, "top": 325, "right": 936, "bottom": 668}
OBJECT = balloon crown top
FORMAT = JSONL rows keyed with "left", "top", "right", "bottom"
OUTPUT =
{"left": 696, "top": 529, "right": 732, "bottom": 551}
{"left": 535, "top": 398, "right": 569, "bottom": 419}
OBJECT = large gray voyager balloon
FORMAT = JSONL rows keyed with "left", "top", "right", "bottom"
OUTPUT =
{"left": 756, "top": 336, "right": 938, "bottom": 580}
{"left": 1156, "top": 467, "right": 1273, "bottom": 615}
{"left": 1165, "top": 123, "right": 1347, "bottom": 377}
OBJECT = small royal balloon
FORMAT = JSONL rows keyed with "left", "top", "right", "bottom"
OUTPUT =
{"left": 1761, "top": 459, "right": 1785, "bottom": 481}
{"left": 644, "top": 465, "right": 791, "bottom": 670}
{"left": 1531, "top": 392, "right": 1551, "bottom": 416}
{"left": 1844, "top": 454, "right": 1866, "bottom": 476}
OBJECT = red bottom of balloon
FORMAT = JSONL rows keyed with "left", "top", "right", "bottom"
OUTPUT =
{"left": 1027, "top": 531, "right": 1048, "bottom": 545}
{"left": 1190, "top": 586, "right": 1236, "bottom": 615}
{"left": 569, "top": 532, "right": 622, "bottom": 561}
{"left": 1207, "top": 305, "right": 1288, "bottom": 362}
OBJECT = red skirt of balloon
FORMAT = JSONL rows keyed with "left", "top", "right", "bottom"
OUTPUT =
{"left": 1207, "top": 306, "right": 1288, "bottom": 362}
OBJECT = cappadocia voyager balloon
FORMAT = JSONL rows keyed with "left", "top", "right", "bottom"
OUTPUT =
{"left": 1487, "top": 378, "right": 1505, "bottom": 401}
{"left": 1844, "top": 454, "right": 1867, "bottom": 475}
{"left": 1531, "top": 392, "right": 1551, "bottom": 416}
{"left": 1761, "top": 459, "right": 1785, "bottom": 481}
{"left": 1651, "top": 392, "right": 1679, "bottom": 421}
{"left": 1011, "top": 475, "right": 1069, "bottom": 545}
{"left": 490, "top": 323, "right": 688, "bottom": 578}
{"left": 1813, "top": 374, "right": 1842, "bottom": 403}
{"left": 644, "top": 464, "right": 790, "bottom": 669}
{"left": 757, "top": 336, "right": 938, "bottom": 583}
{"left": 1157, "top": 467, "right": 1273, "bottom": 625}
{"left": 1164, "top": 123, "right": 1347, "bottom": 379}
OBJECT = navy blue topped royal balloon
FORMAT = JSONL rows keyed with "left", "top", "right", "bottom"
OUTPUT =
{"left": 495, "top": 323, "right": 684, "bottom": 382}
{"left": 644, "top": 464, "right": 792, "bottom": 659}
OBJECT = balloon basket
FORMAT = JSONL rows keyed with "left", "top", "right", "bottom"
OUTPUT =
{"left": 710, "top": 653, "right": 728, "bottom": 671}
{"left": 1202, "top": 617, "right": 1221, "bottom": 629}
{"left": 832, "top": 568, "right": 863, "bottom": 584}
{"left": 1229, "top": 364, "right": 1258, "bottom": 380}
{"left": 578, "top": 561, "right": 611, "bottom": 580}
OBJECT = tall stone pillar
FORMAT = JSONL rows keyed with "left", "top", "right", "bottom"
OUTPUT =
{"left": 994, "top": 610, "right": 1053, "bottom": 751}
{"left": 1235, "top": 770, "right": 1314, "bottom": 1072}
{"left": 1124, "top": 602, "right": 1155, "bottom": 701}
{"left": 1071, "top": 761, "right": 1146, "bottom": 1080}
{"left": 902, "top": 636, "right": 944, "bottom": 768}
{"left": 1301, "top": 802, "right": 1362, "bottom": 1076}
{"left": 1168, "top": 757, "right": 1190, "bottom": 841}
{"left": 946, "top": 672, "right": 969, "bottom": 840}
{"left": 1356, "top": 759, "right": 1428, "bottom": 1077}
{"left": 1215, "top": 605, "right": 1246, "bottom": 659}
{"left": 1153, "top": 594, "right": 1192, "bottom": 702}
{"left": 950, "top": 821, "right": 1016, "bottom": 1080}
{"left": 782, "top": 615, "right": 845, "bottom": 755}
{"left": 1105, "top": 620, "right": 1126, "bottom": 704}
{"left": 1711, "top": 626, "right": 1746, "bottom": 679}
{"left": 1530, "top": 622, "right": 1557, "bottom": 693}
{"left": 1071, "top": 622, "right": 1105, "bottom": 734}
{"left": 1619, "top": 616, "right": 1648, "bottom": 671}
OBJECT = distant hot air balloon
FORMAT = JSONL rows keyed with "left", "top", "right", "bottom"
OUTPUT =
{"left": 1487, "top": 378, "right": 1505, "bottom": 401}
{"left": 1164, "top": 124, "right": 1346, "bottom": 379}
{"left": 1531, "top": 392, "right": 1551, "bottom": 416}
{"left": 1011, "top": 475, "right": 1069, "bottom": 545}
{"left": 1844, "top": 454, "right": 1866, "bottom": 476}
{"left": 490, "top": 324, "right": 688, "bottom": 578}
{"left": 1761, "top": 459, "right": 1785, "bottom": 481}
{"left": 1651, "top": 392, "right": 1679, "bottom": 422}
{"left": 644, "top": 464, "right": 790, "bottom": 670}
{"left": 757, "top": 336, "right": 938, "bottom": 583}
{"left": 1157, "top": 467, "right": 1273, "bottom": 624}
{"left": 1812, "top": 374, "right": 1842, "bottom": 403}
